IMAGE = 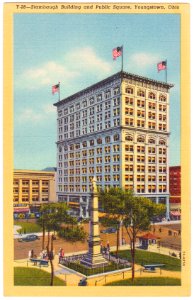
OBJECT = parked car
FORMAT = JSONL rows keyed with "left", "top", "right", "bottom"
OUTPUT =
{"left": 100, "top": 227, "right": 117, "bottom": 234}
{"left": 18, "top": 234, "right": 40, "bottom": 242}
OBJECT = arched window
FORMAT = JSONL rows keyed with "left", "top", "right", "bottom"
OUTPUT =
{"left": 149, "top": 92, "right": 156, "bottom": 100}
{"left": 159, "top": 139, "right": 166, "bottom": 146}
{"left": 148, "top": 138, "right": 156, "bottom": 144}
{"left": 159, "top": 94, "right": 167, "bottom": 102}
{"left": 137, "top": 135, "right": 145, "bottom": 143}
{"left": 125, "top": 87, "right": 134, "bottom": 94}
{"left": 97, "top": 137, "right": 102, "bottom": 144}
{"left": 137, "top": 89, "right": 145, "bottom": 97}
{"left": 105, "top": 136, "right": 111, "bottom": 143}
{"left": 125, "top": 135, "right": 133, "bottom": 141}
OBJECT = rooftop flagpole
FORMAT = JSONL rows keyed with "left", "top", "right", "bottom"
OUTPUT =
{"left": 165, "top": 60, "right": 167, "bottom": 83}
{"left": 121, "top": 45, "right": 124, "bottom": 72}
{"left": 58, "top": 82, "right": 61, "bottom": 102}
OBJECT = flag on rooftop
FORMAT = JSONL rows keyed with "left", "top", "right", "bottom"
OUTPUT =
{"left": 157, "top": 61, "right": 167, "bottom": 72}
{"left": 52, "top": 83, "right": 60, "bottom": 95}
{"left": 112, "top": 46, "right": 123, "bottom": 60}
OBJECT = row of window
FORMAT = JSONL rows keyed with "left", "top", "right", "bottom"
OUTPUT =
{"left": 59, "top": 137, "right": 167, "bottom": 153}
{"left": 125, "top": 87, "right": 167, "bottom": 102}
{"left": 125, "top": 118, "right": 167, "bottom": 130}
{"left": 57, "top": 88, "right": 167, "bottom": 118}
{"left": 58, "top": 91, "right": 120, "bottom": 117}
{"left": 13, "top": 180, "right": 49, "bottom": 186}
{"left": 58, "top": 184, "right": 167, "bottom": 193}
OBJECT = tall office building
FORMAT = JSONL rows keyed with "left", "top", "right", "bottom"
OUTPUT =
{"left": 54, "top": 71, "right": 173, "bottom": 218}
{"left": 169, "top": 166, "right": 181, "bottom": 219}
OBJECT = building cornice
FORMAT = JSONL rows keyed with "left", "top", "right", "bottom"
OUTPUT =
{"left": 53, "top": 71, "right": 174, "bottom": 107}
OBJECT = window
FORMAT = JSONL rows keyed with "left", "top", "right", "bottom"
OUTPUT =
{"left": 125, "top": 87, "right": 133, "bottom": 94}
{"left": 148, "top": 92, "right": 156, "bottom": 100}
{"left": 105, "top": 136, "right": 111, "bottom": 143}
{"left": 82, "top": 141, "right": 87, "bottom": 148}
{"left": 125, "top": 174, "right": 134, "bottom": 181}
{"left": 125, "top": 135, "right": 133, "bottom": 141}
{"left": 137, "top": 100, "right": 145, "bottom": 108}
{"left": 89, "top": 97, "right": 95, "bottom": 105}
{"left": 125, "top": 145, "right": 134, "bottom": 152}
{"left": 97, "top": 94, "right": 102, "bottom": 102}
{"left": 148, "top": 166, "right": 156, "bottom": 173}
{"left": 97, "top": 137, "right": 102, "bottom": 144}
{"left": 148, "top": 147, "right": 156, "bottom": 154}
{"left": 159, "top": 139, "right": 166, "bottom": 145}
{"left": 125, "top": 164, "right": 133, "bottom": 172}
{"left": 159, "top": 94, "right": 167, "bottom": 102}
{"left": 137, "top": 185, "right": 145, "bottom": 193}
{"left": 148, "top": 112, "right": 156, "bottom": 120}
{"left": 105, "top": 101, "right": 111, "bottom": 109}
{"left": 125, "top": 108, "right": 133, "bottom": 115}
{"left": 137, "top": 136, "right": 145, "bottom": 143}
{"left": 148, "top": 138, "right": 156, "bottom": 144}
{"left": 114, "top": 134, "right": 120, "bottom": 141}
{"left": 125, "top": 118, "right": 134, "bottom": 126}
{"left": 137, "top": 89, "right": 145, "bottom": 97}
{"left": 76, "top": 102, "right": 80, "bottom": 110}
{"left": 148, "top": 122, "right": 156, "bottom": 130}
{"left": 148, "top": 185, "right": 156, "bottom": 193}
{"left": 113, "top": 87, "right": 120, "bottom": 95}
{"left": 114, "top": 98, "right": 120, "bottom": 106}
{"left": 125, "top": 97, "right": 134, "bottom": 106}
{"left": 125, "top": 155, "right": 133, "bottom": 162}
{"left": 137, "top": 120, "right": 145, "bottom": 128}
{"left": 105, "top": 90, "right": 111, "bottom": 99}
{"left": 148, "top": 102, "right": 156, "bottom": 110}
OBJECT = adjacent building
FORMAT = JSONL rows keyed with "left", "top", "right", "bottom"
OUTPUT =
{"left": 169, "top": 166, "right": 181, "bottom": 219}
{"left": 13, "top": 170, "right": 57, "bottom": 216}
{"left": 54, "top": 71, "right": 173, "bottom": 218}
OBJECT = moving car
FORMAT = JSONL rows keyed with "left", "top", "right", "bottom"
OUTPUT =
{"left": 100, "top": 227, "right": 117, "bottom": 234}
{"left": 18, "top": 234, "right": 40, "bottom": 242}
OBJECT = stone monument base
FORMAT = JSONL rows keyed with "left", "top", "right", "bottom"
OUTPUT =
{"left": 80, "top": 252, "right": 109, "bottom": 268}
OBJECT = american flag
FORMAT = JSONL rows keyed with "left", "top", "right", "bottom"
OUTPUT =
{"left": 112, "top": 46, "right": 122, "bottom": 60}
{"left": 52, "top": 83, "right": 59, "bottom": 94}
{"left": 157, "top": 61, "right": 167, "bottom": 72}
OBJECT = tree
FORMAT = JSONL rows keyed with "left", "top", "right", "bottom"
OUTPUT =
{"left": 37, "top": 203, "right": 86, "bottom": 286}
{"left": 99, "top": 187, "right": 165, "bottom": 281}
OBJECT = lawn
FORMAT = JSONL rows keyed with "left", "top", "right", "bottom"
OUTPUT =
{"left": 114, "top": 249, "right": 181, "bottom": 271}
{"left": 105, "top": 277, "right": 181, "bottom": 286}
{"left": 14, "top": 221, "right": 42, "bottom": 233}
{"left": 14, "top": 267, "right": 65, "bottom": 286}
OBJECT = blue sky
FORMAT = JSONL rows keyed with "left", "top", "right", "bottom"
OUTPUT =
{"left": 14, "top": 13, "right": 180, "bottom": 170}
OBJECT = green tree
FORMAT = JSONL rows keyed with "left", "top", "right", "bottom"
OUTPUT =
{"left": 37, "top": 203, "right": 86, "bottom": 286}
{"left": 99, "top": 187, "right": 165, "bottom": 281}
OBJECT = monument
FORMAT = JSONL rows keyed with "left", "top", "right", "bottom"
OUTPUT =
{"left": 80, "top": 177, "right": 108, "bottom": 268}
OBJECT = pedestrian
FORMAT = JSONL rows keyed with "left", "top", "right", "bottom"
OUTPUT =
{"left": 107, "top": 241, "right": 110, "bottom": 252}
{"left": 61, "top": 248, "right": 65, "bottom": 258}
{"left": 58, "top": 247, "right": 62, "bottom": 263}
{"left": 100, "top": 242, "right": 103, "bottom": 253}
{"left": 31, "top": 249, "right": 34, "bottom": 258}
{"left": 28, "top": 249, "right": 32, "bottom": 260}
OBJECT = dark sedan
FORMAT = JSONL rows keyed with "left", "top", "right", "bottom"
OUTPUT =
{"left": 18, "top": 234, "right": 40, "bottom": 242}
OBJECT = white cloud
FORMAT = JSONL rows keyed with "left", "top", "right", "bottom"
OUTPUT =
{"left": 16, "top": 105, "right": 56, "bottom": 124}
{"left": 66, "top": 47, "right": 112, "bottom": 74}
{"left": 129, "top": 52, "right": 161, "bottom": 69}
{"left": 15, "top": 47, "right": 112, "bottom": 90}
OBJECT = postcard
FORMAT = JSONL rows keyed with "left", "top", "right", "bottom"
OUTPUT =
{"left": 3, "top": 1, "right": 190, "bottom": 297}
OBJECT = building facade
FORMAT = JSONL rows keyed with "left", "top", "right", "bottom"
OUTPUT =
{"left": 169, "top": 166, "right": 181, "bottom": 218}
{"left": 54, "top": 71, "right": 173, "bottom": 218}
{"left": 13, "top": 170, "right": 57, "bottom": 208}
